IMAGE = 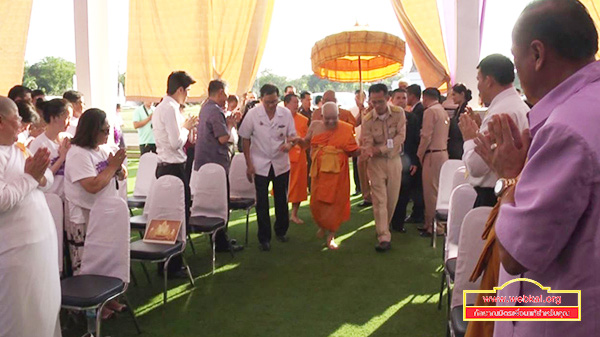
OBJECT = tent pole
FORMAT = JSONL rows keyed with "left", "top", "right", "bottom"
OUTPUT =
{"left": 358, "top": 55, "right": 363, "bottom": 99}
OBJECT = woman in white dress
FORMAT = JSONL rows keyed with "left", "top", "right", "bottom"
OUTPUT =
{"left": 64, "top": 108, "right": 128, "bottom": 317}
{"left": 0, "top": 97, "right": 62, "bottom": 337}
{"left": 29, "top": 99, "right": 72, "bottom": 198}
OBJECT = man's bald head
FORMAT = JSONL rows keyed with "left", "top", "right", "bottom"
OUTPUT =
{"left": 322, "top": 101, "right": 339, "bottom": 130}
{"left": 0, "top": 96, "right": 17, "bottom": 118}
{"left": 322, "top": 90, "right": 337, "bottom": 104}
{"left": 513, "top": 0, "right": 597, "bottom": 62}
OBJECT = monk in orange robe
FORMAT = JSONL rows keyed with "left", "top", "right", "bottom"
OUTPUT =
{"left": 284, "top": 94, "right": 309, "bottom": 224}
{"left": 311, "top": 90, "right": 357, "bottom": 126}
{"left": 300, "top": 102, "right": 360, "bottom": 249}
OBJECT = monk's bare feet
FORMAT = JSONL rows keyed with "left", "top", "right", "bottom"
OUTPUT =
{"left": 316, "top": 228, "right": 325, "bottom": 239}
{"left": 327, "top": 234, "right": 338, "bottom": 250}
{"left": 291, "top": 215, "right": 304, "bottom": 224}
{"left": 101, "top": 307, "right": 115, "bottom": 320}
{"left": 106, "top": 299, "right": 127, "bottom": 312}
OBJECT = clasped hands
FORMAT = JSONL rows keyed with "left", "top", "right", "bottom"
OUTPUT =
{"left": 473, "top": 114, "right": 531, "bottom": 179}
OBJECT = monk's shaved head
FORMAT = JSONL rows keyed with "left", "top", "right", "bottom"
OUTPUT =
{"left": 322, "top": 102, "right": 339, "bottom": 130}
{"left": 322, "top": 90, "right": 337, "bottom": 103}
{"left": 0, "top": 96, "right": 17, "bottom": 118}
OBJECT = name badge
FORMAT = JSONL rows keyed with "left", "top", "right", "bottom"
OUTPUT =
{"left": 387, "top": 139, "right": 394, "bottom": 149}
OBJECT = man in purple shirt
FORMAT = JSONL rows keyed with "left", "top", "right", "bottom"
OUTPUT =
{"left": 474, "top": 1, "right": 600, "bottom": 336}
{"left": 194, "top": 79, "right": 243, "bottom": 252}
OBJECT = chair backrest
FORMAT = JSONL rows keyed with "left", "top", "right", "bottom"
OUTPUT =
{"left": 451, "top": 206, "right": 492, "bottom": 309}
{"left": 436, "top": 159, "right": 464, "bottom": 210}
{"left": 79, "top": 195, "right": 131, "bottom": 283}
{"left": 44, "top": 193, "right": 64, "bottom": 273}
{"left": 451, "top": 166, "right": 469, "bottom": 190}
{"left": 146, "top": 175, "right": 186, "bottom": 241}
{"left": 445, "top": 184, "right": 477, "bottom": 260}
{"left": 229, "top": 153, "right": 255, "bottom": 200}
{"left": 133, "top": 152, "right": 158, "bottom": 197}
{"left": 190, "top": 163, "right": 228, "bottom": 222}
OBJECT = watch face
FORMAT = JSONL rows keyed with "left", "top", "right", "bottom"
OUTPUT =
{"left": 495, "top": 179, "right": 504, "bottom": 196}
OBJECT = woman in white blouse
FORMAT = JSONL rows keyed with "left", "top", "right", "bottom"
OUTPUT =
{"left": 29, "top": 98, "right": 72, "bottom": 198}
{"left": 64, "top": 108, "right": 127, "bottom": 317}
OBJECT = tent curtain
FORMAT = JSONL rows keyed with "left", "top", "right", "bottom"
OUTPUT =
{"left": 126, "top": 0, "right": 273, "bottom": 101}
{"left": 0, "top": 0, "right": 33, "bottom": 95}
{"left": 581, "top": 0, "right": 600, "bottom": 60}
{"left": 390, "top": 0, "right": 450, "bottom": 90}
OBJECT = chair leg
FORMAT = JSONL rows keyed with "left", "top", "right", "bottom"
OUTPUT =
{"left": 245, "top": 208, "right": 250, "bottom": 246}
{"left": 123, "top": 294, "right": 142, "bottom": 334}
{"left": 211, "top": 231, "right": 217, "bottom": 274}
{"left": 187, "top": 233, "right": 196, "bottom": 255}
{"left": 163, "top": 256, "right": 173, "bottom": 305}
{"left": 140, "top": 262, "right": 151, "bottom": 285}
{"left": 438, "top": 269, "right": 446, "bottom": 310}
{"left": 432, "top": 218, "right": 437, "bottom": 248}
{"left": 182, "top": 254, "right": 195, "bottom": 287}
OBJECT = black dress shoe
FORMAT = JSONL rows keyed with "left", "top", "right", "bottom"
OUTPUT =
{"left": 216, "top": 244, "right": 244, "bottom": 253}
{"left": 276, "top": 235, "right": 289, "bottom": 243}
{"left": 375, "top": 241, "right": 392, "bottom": 252}
{"left": 416, "top": 226, "right": 427, "bottom": 232}
{"left": 392, "top": 227, "right": 407, "bottom": 233}
{"left": 419, "top": 231, "right": 432, "bottom": 238}
{"left": 358, "top": 201, "right": 373, "bottom": 207}
{"left": 259, "top": 242, "right": 271, "bottom": 251}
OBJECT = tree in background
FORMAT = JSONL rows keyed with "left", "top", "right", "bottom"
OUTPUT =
{"left": 23, "top": 57, "right": 76, "bottom": 95}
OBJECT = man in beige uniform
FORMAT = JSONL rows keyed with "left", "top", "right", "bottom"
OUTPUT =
{"left": 361, "top": 84, "right": 406, "bottom": 252}
{"left": 417, "top": 88, "right": 449, "bottom": 237}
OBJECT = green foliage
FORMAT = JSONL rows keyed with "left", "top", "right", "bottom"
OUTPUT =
{"left": 22, "top": 57, "right": 75, "bottom": 95}
{"left": 252, "top": 69, "right": 405, "bottom": 94}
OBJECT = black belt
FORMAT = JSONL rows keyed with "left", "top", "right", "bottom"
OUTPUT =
{"left": 425, "top": 149, "right": 447, "bottom": 154}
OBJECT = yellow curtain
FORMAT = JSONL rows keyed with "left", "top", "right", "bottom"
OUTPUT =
{"left": 0, "top": 0, "right": 34, "bottom": 95}
{"left": 126, "top": 0, "right": 211, "bottom": 101}
{"left": 390, "top": 0, "right": 450, "bottom": 90}
{"left": 581, "top": 0, "right": 600, "bottom": 60}
{"left": 126, "top": 0, "right": 273, "bottom": 101}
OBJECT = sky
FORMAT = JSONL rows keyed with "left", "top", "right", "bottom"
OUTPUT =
{"left": 24, "top": 0, "right": 529, "bottom": 80}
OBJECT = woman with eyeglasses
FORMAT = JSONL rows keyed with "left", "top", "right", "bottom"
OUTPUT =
{"left": 64, "top": 108, "right": 127, "bottom": 318}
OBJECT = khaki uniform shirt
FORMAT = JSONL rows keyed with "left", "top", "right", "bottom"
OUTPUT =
{"left": 361, "top": 105, "right": 406, "bottom": 158}
{"left": 417, "top": 102, "right": 450, "bottom": 162}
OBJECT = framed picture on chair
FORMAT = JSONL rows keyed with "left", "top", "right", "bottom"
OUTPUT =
{"left": 143, "top": 219, "right": 182, "bottom": 245}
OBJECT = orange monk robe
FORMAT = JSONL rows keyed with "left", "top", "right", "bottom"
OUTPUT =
{"left": 312, "top": 107, "right": 357, "bottom": 126}
{"left": 288, "top": 113, "right": 309, "bottom": 203}
{"left": 309, "top": 121, "right": 359, "bottom": 232}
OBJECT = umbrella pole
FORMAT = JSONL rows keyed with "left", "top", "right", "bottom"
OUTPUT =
{"left": 358, "top": 55, "right": 363, "bottom": 101}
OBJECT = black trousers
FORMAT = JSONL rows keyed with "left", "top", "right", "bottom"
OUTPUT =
{"left": 391, "top": 155, "right": 414, "bottom": 230}
{"left": 155, "top": 162, "right": 190, "bottom": 273}
{"left": 409, "top": 164, "right": 425, "bottom": 220}
{"left": 352, "top": 156, "right": 360, "bottom": 193}
{"left": 254, "top": 166, "right": 289, "bottom": 243}
{"left": 474, "top": 186, "right": 497, "bottom": 208}
{"left": 139, "top": 144, "right": 156, "bottom": 155}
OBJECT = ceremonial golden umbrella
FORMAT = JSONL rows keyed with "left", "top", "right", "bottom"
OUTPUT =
{"left": 311, "top": 27, "right": 406, "bottom": 90}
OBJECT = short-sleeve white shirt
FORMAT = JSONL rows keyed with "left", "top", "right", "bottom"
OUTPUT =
{"left": 64, "top": 144, "right": 118, "bottom": 223}
{"left": 238, "top": 105, "right": 297, "bottom": 177}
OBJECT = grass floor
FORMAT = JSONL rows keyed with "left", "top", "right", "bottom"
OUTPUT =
{"left": 63, "top": 159, "right": 447, "bottom": 337}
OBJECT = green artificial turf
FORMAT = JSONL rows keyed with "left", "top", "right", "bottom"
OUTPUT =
{"left": 62, "top": 159, "right": 447, "bottom": 337}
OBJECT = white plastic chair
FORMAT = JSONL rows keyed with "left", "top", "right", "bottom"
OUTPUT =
{"left": 448, "top": 207, "right": 492, "bottom": 337}
{"left": 130, "top": 175, "right": 194, "bottom": 304}
{"left": 432, "top": 160, "right": 465, "bottom": 247}
{"left": 189, "top": 163, "right": 230, "bottom": 274}
{"left": 437, "top": 183, "right": 477, "bottom": 310}
{"left": 79, "top": 195, "right": 131, "bottom": 283}
{"left": 128, "top": 152, "right": 158, "bottom": 210}
{"left": 228, "top": 153, "right": 256, "bottom": 245}
{"left": 45, "top": 193, "right": 64, "bottom": 273}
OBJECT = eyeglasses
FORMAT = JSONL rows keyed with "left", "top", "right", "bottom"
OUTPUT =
{"left": 100, "top": 128, "right": 110, "bottom": 135}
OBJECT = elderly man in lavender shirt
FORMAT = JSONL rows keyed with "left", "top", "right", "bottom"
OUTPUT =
{"left": 473, "top": 1, "right": 600, "bottom": 336}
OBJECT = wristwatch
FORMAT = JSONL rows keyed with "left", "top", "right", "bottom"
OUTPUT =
{"left": 494, "top": 178, "right": 517, "bottom": 197}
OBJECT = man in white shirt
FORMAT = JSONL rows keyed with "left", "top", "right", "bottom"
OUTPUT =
{"left": 459, "top": 54, "right": 530, "bottom": 207}
{"left": 63, "top": 90, "right": 85, "bottom": 137}
{"left": 239, "top": 84, "right": 298, "bottom": 252}
{"left": 0, "top": 96, "right": 61, "bottom": 337}
{"left": 152, "top": 71, "right": 198, "bottom": 277}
